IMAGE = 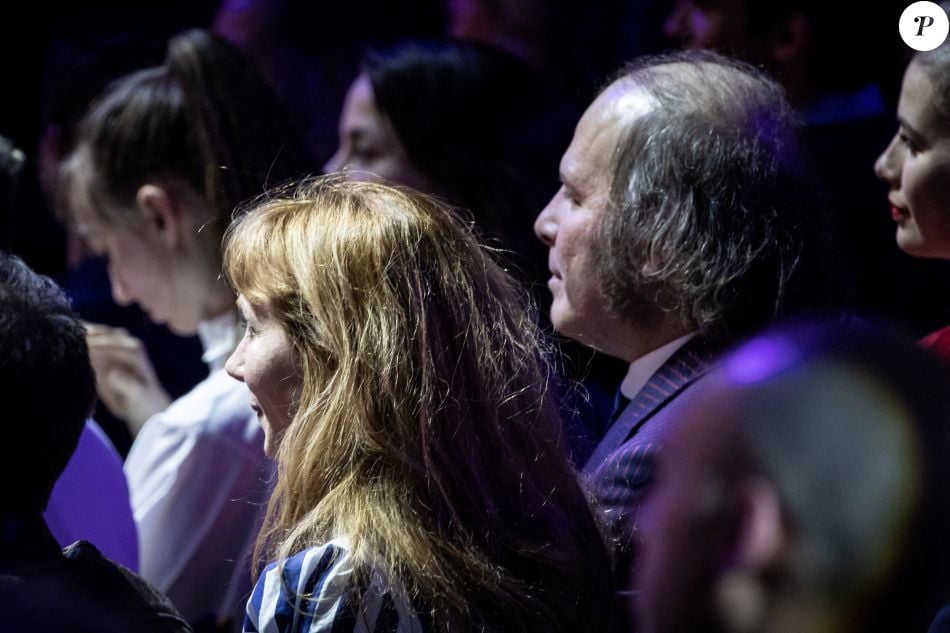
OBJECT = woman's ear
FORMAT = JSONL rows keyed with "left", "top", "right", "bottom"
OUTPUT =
{"left": 135, "top": 184, "right": 181, "bottom": 248}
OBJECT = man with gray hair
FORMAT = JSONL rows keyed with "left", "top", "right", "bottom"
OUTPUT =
{"left": 535, "top": 49, "right": 831, "bottom": 581}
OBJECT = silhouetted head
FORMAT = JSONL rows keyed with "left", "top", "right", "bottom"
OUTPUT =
{"left": 636, "top": 319, "right": 950, "bottom": 633}
{"left": 0, "top": 253, "right": 95, "bottom": 510}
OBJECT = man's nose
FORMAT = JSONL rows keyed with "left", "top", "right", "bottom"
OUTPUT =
{"left": 534, "top": 195, "right": 560, "bottom": 248}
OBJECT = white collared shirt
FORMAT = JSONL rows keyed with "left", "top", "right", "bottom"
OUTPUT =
{"left": 125, "top": 310, "right": 270, "bottom": 626}
{"left": 619, "top": 333, "right": 696, "bottom": 400}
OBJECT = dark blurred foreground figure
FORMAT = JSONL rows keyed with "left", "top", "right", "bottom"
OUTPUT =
{"left": 0, "top": 252, "right": 191, "bottom": 633}
{"left": 635, "top": 319, "right": 950, "bottom": 633}
{"left": 3, "top": 130, "right": 140, "bottom": 572}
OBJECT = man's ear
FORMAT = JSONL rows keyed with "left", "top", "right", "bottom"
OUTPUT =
{"left": 768, "top": 11, "right": 810, "bottom": 64}
{"left": 714, "top": 477, "right": 786, "bottom": 632}
{"left": 135, "top": 184, "right": 181, "bottom": 248}
{"left": 728, "top": 477, "right": 786, "bottom": 571}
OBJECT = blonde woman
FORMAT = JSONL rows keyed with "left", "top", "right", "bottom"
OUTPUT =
{"left": 224, "top": 176, "right": 613, "bottom": 632}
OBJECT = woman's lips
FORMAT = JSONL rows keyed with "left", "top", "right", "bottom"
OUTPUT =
{"left": 891, "top": 205, "right": 908, "bottom": 222}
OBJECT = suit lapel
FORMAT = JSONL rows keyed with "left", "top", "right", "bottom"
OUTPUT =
{"left": 583, "top": 338, "right": 714, "bottom": 473}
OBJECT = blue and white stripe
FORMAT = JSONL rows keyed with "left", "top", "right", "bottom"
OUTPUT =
{"left": 244, "top": 538, "right": 426, "bottom": 633}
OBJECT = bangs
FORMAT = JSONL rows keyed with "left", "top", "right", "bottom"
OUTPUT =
{"left": 223, "top": 200, "right": 299, "bottom": 305}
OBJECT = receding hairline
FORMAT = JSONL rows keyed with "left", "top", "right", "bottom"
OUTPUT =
{"left": 611, "top": 50, "right": 760, "bottom": 89}
{"left": 606, "top": 52, "right": 785, "bottom": 127}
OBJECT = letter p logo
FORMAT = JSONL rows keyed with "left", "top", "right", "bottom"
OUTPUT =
{"left": 916, "top": 14, "right": 936, "bottom": 36}
{"left": 901, "top": 2, "right": 949, "bottom": 51}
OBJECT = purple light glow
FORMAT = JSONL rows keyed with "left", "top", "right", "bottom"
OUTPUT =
{"left": 724, "top": 336, "right": 800, "bottom": 385}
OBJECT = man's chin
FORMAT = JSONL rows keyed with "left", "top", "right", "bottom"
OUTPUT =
{"left": 551, "top": 314, "right": 589, "bottom": 346}
{"left": 553, "top": 317, "right": 628, "bottom": 360}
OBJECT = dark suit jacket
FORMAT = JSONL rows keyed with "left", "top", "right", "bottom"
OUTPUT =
{"left": 0, "top": 512, "right": 192, "bottom": 632}
{"left": 583, "top": 338, "right": 715, "bottom": 582}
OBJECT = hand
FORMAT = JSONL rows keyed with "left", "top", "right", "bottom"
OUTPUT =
{"left": 84, "top": 322, "right": 172, "bottom": 436}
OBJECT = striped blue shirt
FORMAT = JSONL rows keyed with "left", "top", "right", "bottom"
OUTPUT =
{"left": 244, "top": 538, "right": 426, "bottom": 633}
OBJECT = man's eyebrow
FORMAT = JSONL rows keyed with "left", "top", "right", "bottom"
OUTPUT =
{"left": 560, "top": 176, "right": 582, "bottom": 199}
{"left": 559, "top": 164, "right": 580, "bottom": 189}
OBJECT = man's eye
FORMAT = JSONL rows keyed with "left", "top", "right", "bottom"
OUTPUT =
{"left": 351, "top": 144, "right": 379, "bottom": 162}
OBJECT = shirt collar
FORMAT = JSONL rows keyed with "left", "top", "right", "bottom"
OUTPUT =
{"left": 620, "top": 332, "right": 696, "bottom": 399}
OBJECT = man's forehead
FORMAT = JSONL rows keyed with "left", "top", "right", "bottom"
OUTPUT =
{"left": 562, "top": 78, "right": 655, "bottom": 184}
{"left": 599, "top": 76, "right": 656, "bottom": 117}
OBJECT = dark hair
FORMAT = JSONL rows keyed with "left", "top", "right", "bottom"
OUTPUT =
{"left": 0, "top": 252, "right": 95, "bottom": 509}
{"left": 719, "top": 319, "right": 950, "bottom": 631}
{"left": 599, "top": 49, "right": 832, "bottom": 345}
{"left": 363, "top": 39, "right": 568, "bottom": 275}
{"left": 65, "top": 28, "right": 314, "bottom": 242}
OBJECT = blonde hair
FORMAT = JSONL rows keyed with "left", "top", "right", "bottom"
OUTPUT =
{"left": 224, "top": 176, "right": 611, "bottom": 631}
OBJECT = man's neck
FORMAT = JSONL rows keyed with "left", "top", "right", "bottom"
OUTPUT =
{"left": 616, "top": 313, "right": 692, "bottom": 364}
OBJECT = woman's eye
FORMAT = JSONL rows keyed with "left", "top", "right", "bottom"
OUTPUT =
{"left": 238, "top": 315, "right": 256, "bottom": 337}
{"left": 899, "top": 132, "right": 920, "bottom": 155}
